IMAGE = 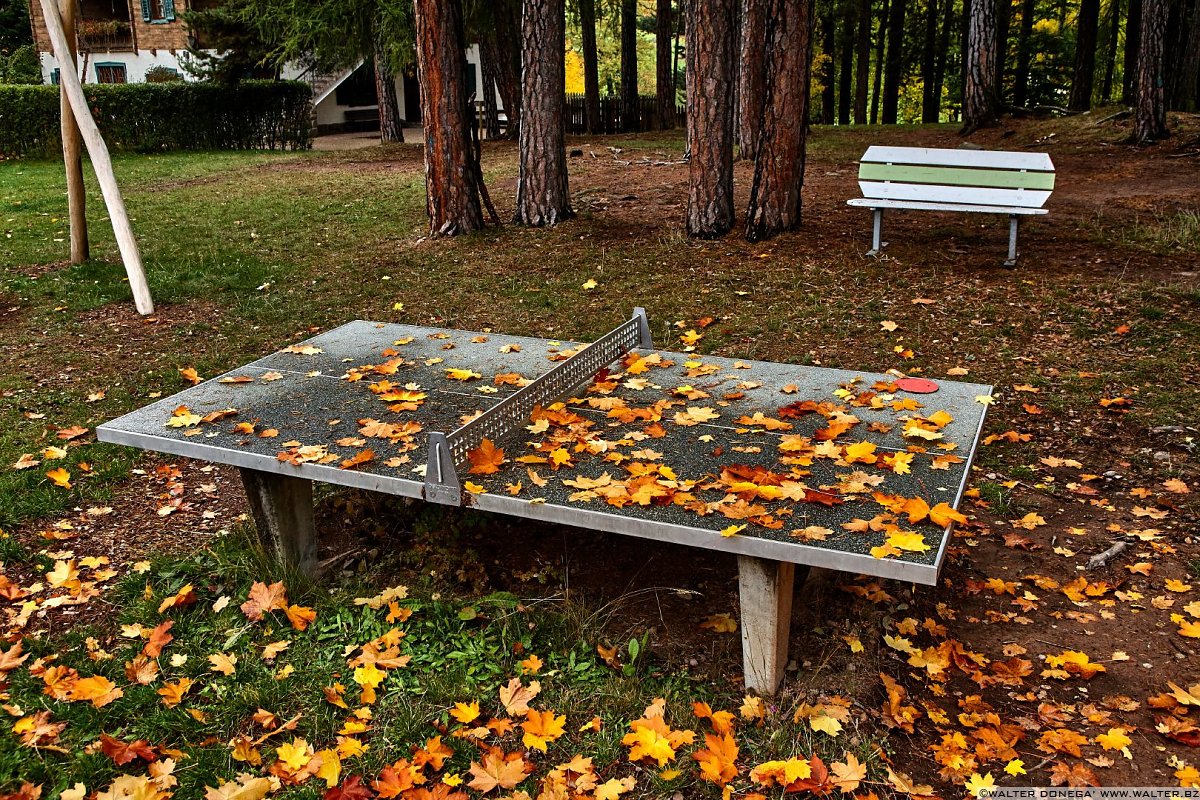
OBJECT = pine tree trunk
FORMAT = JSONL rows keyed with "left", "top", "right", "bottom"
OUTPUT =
{"left": 580, "top": 0, "right": 602, "bottom": 132}
{"left": 1069, "top": 0, "right": 1101, "bottom": 110}
{"left": 738, "top": 0, "right": 769, "bottom": 159}
{"left": 995, "top": 0, "right": 1011, "bottom": 101}
{"left": 686, "top": 0, "right": 737, "bottom": 237}
{"left": 746, "top": 0, "right": 812, "bottom": 241}
{"left": 921, "top": 0, "right": 940, "bottom": 121}
{"left": 482, "top": 1, "right": 522, "bottom": 140}
{"left": 932, "top": 0, "right": 955, "bottom": 108}
{"left": 1134, "top": 0, "right": 1169, "bottom": 140}
{"left": 1013, "top": 0, "right": 1036, "bottom": 106}
{"left": 882, "top": 0, "right": 907, "bottom": 122}
{"left": 821, "top": 13, "right": 836, "bottom": 123}
{"left": 413, "top": 0, "right": 484, "bottom": 235}
{"left": 479, "top": 41, "right": 501, "bottom": 138}
{"left": 962, "top": 0, "right": 1000, "bottom": 132}
{"left": 1177, "top": 0, "right": 1200, "bottom": 111}
{"left": 656, "top": 0, "right": 676, "bottom": 127}
{"left": 854, "top": 0, "right": 872, "bottom": 122}
{"left": 960, "top": 0, "right": 972, "bottom": 110}
{"left": 516, "top": 0, "right": 572, "bottom": 225}
{"left": 1100, "top": 0, "right": 1121, "bottom": 102}
{"left": 871, "top": 0, "right": 890, "bottom": 122}
{"left": 374, "top": 43, "right": 404, "bottom": 143}
{"left": 621, "top": 0, "right": 640, "bottom": 132}
{"left": 838, "top": 5, "right": 854, "bottom": 123}
{"left": 1123, "top": 0, "right": 1142, "bottom": 101}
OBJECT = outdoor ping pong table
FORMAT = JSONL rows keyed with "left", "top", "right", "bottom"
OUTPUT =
{"left": 98, "top": 309, "right": 991, "bottom": 691}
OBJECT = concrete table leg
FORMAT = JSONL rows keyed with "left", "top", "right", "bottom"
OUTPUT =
{"left": 867, "top": 208, "right": 884, "bottom": 256}
{"left": 239, "top": 469, "right": 317, "bottom": 576}
{"left": 738, "top": 555, "right": 805, "bottom": 694}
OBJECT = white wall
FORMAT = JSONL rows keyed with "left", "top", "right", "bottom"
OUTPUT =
{"left": 40, "top": 50, "right": 198, "bottom": 84}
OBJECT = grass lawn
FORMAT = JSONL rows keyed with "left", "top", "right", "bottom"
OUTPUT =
{"left": 1, "top": 115, "right": 1199, "bottom": 799}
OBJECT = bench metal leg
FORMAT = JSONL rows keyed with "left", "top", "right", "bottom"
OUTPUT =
{"left": 240, "top": 469, "right": 317, "bottom": 576}
{"left": 867, "top": 208, "right": 884, "bottom": 256}
{"left": 1004, "top": 215, "right": 1019, "bottom": 268}
{"left": 738, "top": 556, "right": 806, "bottom": 694}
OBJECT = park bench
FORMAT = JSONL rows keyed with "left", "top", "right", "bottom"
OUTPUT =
{"left": 98, "top": 310, "right": 990, "bottom": 692}
{"left": 847, "top": 145, "right": 1055, "bottom": 267}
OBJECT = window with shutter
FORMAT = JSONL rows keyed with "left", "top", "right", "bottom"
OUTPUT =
{"left": 140, "top": 0, "right": 151, "bottom": 21}
{"left": 164, "top": 0, "right": 175, "bottom": 21}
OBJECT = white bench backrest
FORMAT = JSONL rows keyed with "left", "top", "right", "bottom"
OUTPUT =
{"left": 857, "top": 146, "right": 1056, "bottom": 209}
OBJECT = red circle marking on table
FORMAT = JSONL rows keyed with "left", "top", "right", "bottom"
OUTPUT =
{"left": 895, "top": 377, "right": 940, "bottom": 394}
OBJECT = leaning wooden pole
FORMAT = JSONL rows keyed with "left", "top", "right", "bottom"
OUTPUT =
{"left": 59, "top": 0, "right": 89, "bottom": 264}
{"left": 39, "top": 0, "right": 153, "bottom": 314}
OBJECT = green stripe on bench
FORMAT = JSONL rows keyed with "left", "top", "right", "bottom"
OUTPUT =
{"left": 858, "top": 162, "right": 1057, "bottom": 191}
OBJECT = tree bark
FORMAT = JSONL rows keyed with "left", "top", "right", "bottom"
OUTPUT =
{"left": 962, "top": 0, "right": 1001, "bottom": 133}
{"left": 738, "top": 0, "right": 769, "bottom": 158}
{"left": 1134, "top": 0, "right": 1169, "bottom": 141}
{"left": 59, "top": 0, "right": 88, "bottom": 264}
{"left": 686, "top": 0, "right": 737, "bottom": 237}
{"left": 745, "top": 0, "right": 812, "bottom": 241}
{"left": 838, "top": 3, "right": 854, "bottom": 123}
{"left": 1013, "top": 0, "right": 1036, "bottom": 106}
{"left": 871, "top": 0, "right": 890, "bottom": 122}
{"left": 1123, "top": 0, "right": 1141, "bottom": 102}
{"left": 921, "top": 0, "right": 940, "bottom": 121}
{"left": 881, "top": 0, "right": 907, "bottom": 122}
{"left": 413, "top": 0, "right": 484, "bottom": 235}
{"left": 579, "top": 0, "right": 602, "bottom": 132}
{"left": 995, "top": 0, "right": 1011, "bottom": 101}
{"left": 481, "top": 0, "right": 522, "bottom": 139}
{"left": 374, "top": 42, "right": 404, "bottom": 143}
{"left": 1177, "top": 0, "right": 1200, "bottom": 111}
{"left": 479, "top": 39, "right": 502, "bottom": 138}
{"left": 1069, "top": 0, "right": 1101, "bottom": 110}
{"left": 932, "top": 0, "right": 955, "bottom": 110}
{"left": 821, "top": 12, "right": 836, "bottom": 123}
{"left": 1100, "top": 0, "right": 1121, "bottom": 103}
{"left": 516, "top": 0, "right": 572, "bottom": 225}
{"left": 621, "top": 0, "right": 640, "bottom": 131}
{"left": 656, "top": 0, "right": 676, "bottom": 127}
{"left": 854, "top": 0, "right": 872, "bottom": 122}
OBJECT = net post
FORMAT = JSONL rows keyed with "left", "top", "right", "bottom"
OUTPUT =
{"left": 423, "top": 432, "right": 462, "bottom": 506}
{"left": 632, "top": 307, "right": 653, "bottom": 349}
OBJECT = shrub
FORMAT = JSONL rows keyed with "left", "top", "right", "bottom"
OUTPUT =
{"left": 144, "top": 65, "right": 184, "bottom": 83}
{"left": 0, "top": 80, "right": 312, "bottom": 158}
{"left": 0, "top": 44, "right": 42, "bottom": 85}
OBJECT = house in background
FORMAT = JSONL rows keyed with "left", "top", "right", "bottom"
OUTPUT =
{"left": 27, "top": 0, "right": 501, "bottom": 135}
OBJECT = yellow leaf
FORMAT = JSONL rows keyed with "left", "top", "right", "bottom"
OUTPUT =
{"left": 885, "top": 452, "right": 914, "bottom": 475}
{"left": 965, "top": 772, "right": 997, "bottom": 797}
{"left": 843, "top": 441, "right": 877, "bottom": 464}
{"left": 1094, "top": 728, "right": 1132, "bottom": 752}
{"left": 450, "top": 701, "right": 480, "bottom": 724}
{"left": 809, "top": 715, "right": 842, "bottom": 737}
{"left": 45, "top": 467, "right": 73, "bottom": 489}
{"left": 1004, "top": 759, "right": 1026, "bottom": 776}
{"left": 208, "top": 652, "right": 237, "bottom": 676}
{"left": 315, "top": 748, "right": 342, "bottom": 788}
{"left": 700, "top": 613, "right": 737, "bottom": 633}
{"left": 275, "top": 738, "right": 312, "bottom": 772}
{"left": 445, "top": 368, "right": 482, "bottom": 381}
{"left": 886, "top": 531, "right": 930, "bottom": 553}
{"left": 581, "top": 278, "right": 598, "bottom": 290}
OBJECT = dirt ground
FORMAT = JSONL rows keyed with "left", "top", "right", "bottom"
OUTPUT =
{"left": 12, "top": 113, "right": 1200, "bottom": 792}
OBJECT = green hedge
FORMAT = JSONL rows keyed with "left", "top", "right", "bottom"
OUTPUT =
{"left": 0, "top": 80, "right": 312, "bottom": 158}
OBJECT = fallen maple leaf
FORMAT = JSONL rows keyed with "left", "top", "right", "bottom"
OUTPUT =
{"left": 241, "top": 581, "right": 288, "bottom": 621}
{"left": 467, "top": 439, "right": 507, "bottom": 475}
{"left": 45, "top": 467, "right": 72, "bottom": 489}
{"left": 467, "top": 751, "right": 527, "bottom": 793}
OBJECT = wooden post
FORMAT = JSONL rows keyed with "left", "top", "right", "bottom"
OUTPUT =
{"left": 59, "top": 0, "right": 88, "bottom": 264}
{"left": 738, "top": 556, "right": 802, "bottom": 694}
{"left": 239, "top": 469, "right": 318, "bottom": 576}
{"left": 38, "top": 0, "right": 154, "bottom": 315}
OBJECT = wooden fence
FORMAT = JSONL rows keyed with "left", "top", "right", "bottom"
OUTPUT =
{"left": 564, "top": 94, "right": 687, "bottom": 135}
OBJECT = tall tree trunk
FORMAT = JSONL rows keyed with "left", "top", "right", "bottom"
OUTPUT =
{"left": 882, "top": 0, "right": 908, "bottom": 122}
{"left": 1134, "top": 0, "right": 1168, "bottom": 140}
{"left": 932, "top": 0, "right": 955, "bottom": 110}
{"left": 621, "top": 0, "right": 640, "bottom": 131}
{"left": 580, "top": 0, "right": 602, "bottom": 132}
{"left": 1177, "top": 0, "right": 1200, "bottom": 111}
{"left": 1069, "top": 0, "right": 1101, "bottom": 110}
{"left": 921, "top": 0, "right": 940, "bottom": 121}
{"left": 1123, "top": 0, "right": 1142, "bottom": 101}
{"left": 821, "top": 12, "right": 836, "bottom": 122}
{"left": 1013, "top": 0, "right": 1036, "bottom": 105}
{"left": 517, "top": 0, "right": 572, "bottom": 225}
{"left": 374, "top": 43, "right": 404, "bottom": 143}
{"left": 871, "top": 0, "right": 891, "bottom": 122}
{"left": 738, "top": 0, "right": 769, "bottom": 158}
{"left": 1099, "top": 0, "right": 1121, "bottom": 102}
{"left": 746, "top": 0, "right": 813, "bottom": 240}
{"left": 413, "top": 0, "right": 484, "bottom": 235}
{"left": 960, "top": 0, "right": 972, "bottom": 110}
{"left": 657, "top": 0, "right": 676, "bottom": 127}
{"left": 838, "top": 4, "right": 855, "bottom": 123}
{"left": 854, "top": 0, "right": 872, "bottom": 122}
{"left": 995, "top": 0, "right": 1011, "bottom": 102}
{"left": 962, "top": 0, "right": 1000, "bottom": 132}
{"left": 479, "top": 40, "right": 501, "bottom": 138}
{"left": 481, "top": 2, "right": 522, "bottom": 139}
{"left": 686, "top": 0, "right": 737, "bottom": 237}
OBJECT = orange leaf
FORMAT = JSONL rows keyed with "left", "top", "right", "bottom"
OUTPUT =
{"left": 100, "top": 733, "right": 157, "bottom": 765}
{"left": 467, "top": 439, "right": 507, "bottom": 475}
{"left": 339, "top": 449, "right": 376, "bottom": 470}
{"left": 285, "top": 604, "right": 317, "bottom": 631}
{"left": 241, "top": 581, "right": 288, "bottom": 622}
{"left": 158, "top": 583, "right": 198, "bottom": 614}
{"left": 142, "top": 620, "right": 174, "bottom": 658}
{"left": 467, "top": 751, "right": 528, "bottom": 793}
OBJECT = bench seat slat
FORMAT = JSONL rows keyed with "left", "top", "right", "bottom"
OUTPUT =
{"left": 858, "top": 162, "right": 1056, "bottom": 190}
{"left": 857, "top": 181, "right": 1051, "bottom": 208}
{"left": 847, "top": 198, "right": 1049, "bottom": 214}
{"left": 861, "top": 145, "right": 1055, "bottom": 172}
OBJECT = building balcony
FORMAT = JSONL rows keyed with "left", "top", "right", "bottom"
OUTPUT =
{"left": 77, "top": 19, "right": 134, "bottom": 52}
